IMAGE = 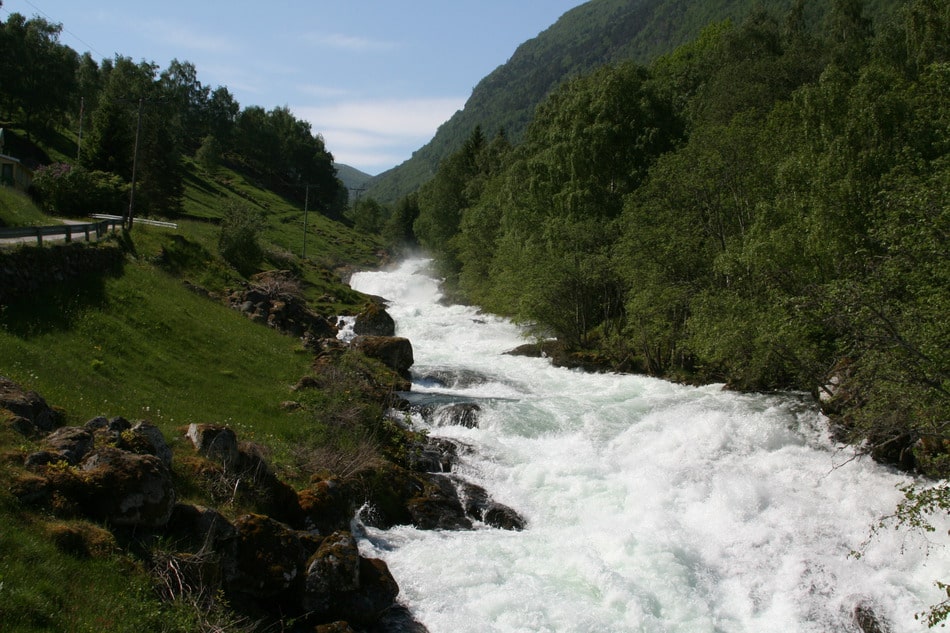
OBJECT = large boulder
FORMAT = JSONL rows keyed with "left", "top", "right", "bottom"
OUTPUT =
{"left": 0, "top": 376, "right": 63, "bottom": 434}
{"left": 350, "top": 462, "right": 525, "bottom": 531}
{"left": 167, "top": 503, "right": 237, "bottom": 550}
{"left": 353, "top": 303, "right": 396, "bottom": 337}
{"left": 406, "top": 474, "right": 473, "bottom": 530}
{"left": 304, "top": 533, "right": 402, "bottom": 628}
{"left": 38, "top": 426, "right": 94, "bottom": 465}
{"left": 350, "top": 335, "right": 414, "bottom": 379}
{"left": 229, "top": 271, "right": 338, "bottom": 341}
{"left": 80, "top": 447, "right": 176, "bottom": 528}
{"left": 330, "top": 557, "right": 400, "bottom": 627}
{"left": 225, "top": 514, "right": 307, "bottom": 600}
{"left": 303, "top": 530, "right": 362, "bottom": 614}
{"left": 129, "top": 420, "right": 173, "bottom": 468}
{"left": 298, "top": 476, "right": 356, "bottom": 535}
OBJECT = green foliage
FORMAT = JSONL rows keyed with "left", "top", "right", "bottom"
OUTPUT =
{"left": 381, "top": 193, "right": 420, "bottom": 252}
{"left": 346, "top": 197, "right": 387, "bottom": 234}
{"left": 416, "top": 0, "right": 948, "bottom": 473}
{"left": 366, "top": 0, "right": 900, "bottom": 204}
{"left": 217, "top": 202, "right": 264, "bottom": 276}
{"left": 31, "top": 163, "right": 127, "bottom": 217}
{"left": 194, "top": 134, "right": 220, "bottom": 170}
{"left": 0, "top": 12, "right": 78, "bottom": 137}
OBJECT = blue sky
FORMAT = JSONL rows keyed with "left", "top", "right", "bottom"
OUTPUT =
{"left": 3, "top": 1, "right": 587, "bottom": 174}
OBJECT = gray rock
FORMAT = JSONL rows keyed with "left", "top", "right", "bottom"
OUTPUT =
{"left": 0, "top": 376, "right": 63, "bottom": 433}
{"left": 44, "top": 426, "right": 94, "bottom": 465}
{"left": 131, "top": 421, "right": 173, "bottom": 468}
{"left": 186, "top": 423, "right": 239, "bottom": 466}
{"left": 81, "top": 447, "right": 176, "bottom": 528}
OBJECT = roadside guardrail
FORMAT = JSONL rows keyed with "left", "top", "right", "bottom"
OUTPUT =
{"left": 0, "top": 218, "right": 122, "bottom": 246}
{"left": 90, "top": 214, "right": 178, "bottom": 228}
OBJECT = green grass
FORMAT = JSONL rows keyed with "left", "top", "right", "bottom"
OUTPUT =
{"left": 0, "top": 188, "right": 51, "bottom": 228}
{"left": 0, "top": 127, "right": 390, "bottom": 632}
{"left": 178, "top": 157, "right": 383, "bottom": 270}
{"left": 0, "top": 258, "right": 312, "bottom": 434}
{"left": 0, "top": 518, "right": 194, "bottom": 633}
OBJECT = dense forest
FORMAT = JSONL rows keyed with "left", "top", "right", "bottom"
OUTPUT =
{"left": 371, "top": 0, "right": 949, "bottom": 481}
{"left": 0, "top": 8, "right": 344, "bottom": 223}
{"left": 365, "top": 0, "right": 903, "bottom": 203}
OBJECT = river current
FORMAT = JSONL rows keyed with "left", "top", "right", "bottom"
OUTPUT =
{"left": 349, "top": 258, "right": 948, "bottom": 633}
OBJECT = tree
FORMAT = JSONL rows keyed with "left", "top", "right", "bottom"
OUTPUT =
{"left": 83, "top": 56, "right": 184, "bottom": 218}
{"left": 483, "top": 62, "right": 678, "bottom": 346}
{"left": 218, "top": 202, "right": 265, "bottom": 276}
{"left": 205, "top": 85, "right": 240, "bottom": 150}
{"left": 0, "top": 13, "right": 79, "bottom": 137}
{"left": 381, "top": 194, "right": 420, "bottom": 251}
{"left": 347, "top": 197, "right": 386, "bottom": 234}
{"left": 159, "top": 59, "right": 209, "bottom": 152}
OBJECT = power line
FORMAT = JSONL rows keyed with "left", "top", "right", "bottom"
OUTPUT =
{"left": 14, "top": 0, "right": 107, "bottom": 59}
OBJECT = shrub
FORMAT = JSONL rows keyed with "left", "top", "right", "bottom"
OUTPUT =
{"left": 31, "top": 163, "right": 127, "bottom": 217}
{"left": 218, "top": 202, "right": 264, "bottom": 276}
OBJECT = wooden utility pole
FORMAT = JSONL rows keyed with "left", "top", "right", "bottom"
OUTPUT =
{"left": 77, "top": 97, "right": 84, "bottom": 160}
{"left": 125, "top": 97, "right": 144, "bottom": 232}
{"left": 302, "top": 184, "right": 310, "bottom": 259}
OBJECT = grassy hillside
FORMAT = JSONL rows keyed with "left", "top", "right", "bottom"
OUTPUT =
{"left": 0, "top": 187, "right": 49, "bottom": 227}
{"left": 0, "top": 148, "right": 392, "bottom": 630}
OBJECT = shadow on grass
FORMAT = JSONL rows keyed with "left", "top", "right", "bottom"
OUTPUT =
{"left": 0, "top": 274, "right": 112, "bottom": 336}
{"left": 0, "top": 242, "right": 125, "bottom": 336}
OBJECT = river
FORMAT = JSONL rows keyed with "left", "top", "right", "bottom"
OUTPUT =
{"left": 349, "top": 258, "right": 948, "bottom": 633}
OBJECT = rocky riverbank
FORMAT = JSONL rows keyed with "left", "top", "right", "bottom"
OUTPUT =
{"left": 1, "top": 285, "right": 525, "bottom": 631}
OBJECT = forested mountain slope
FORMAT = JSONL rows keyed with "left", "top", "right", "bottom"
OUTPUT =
{"left": 365, "top": 0, "right": 901, "bottom": 203}
{"left": 409, "top": 0, "right": 948, "bottom": 487}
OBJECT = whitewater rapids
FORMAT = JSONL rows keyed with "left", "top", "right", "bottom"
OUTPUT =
{"left": 350, "top": 258, "right": 948, "bottom": 633}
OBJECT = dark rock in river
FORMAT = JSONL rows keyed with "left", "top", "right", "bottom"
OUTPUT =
{"left": 457, "top": 479, "right": 526, "bottom": 530}
{"left": 353, "top": 302, "right": 396, "bottom": 337}
{"left": 407, "top": 474, "right": 473, "bottom": 530}
{"left": 351, "top": 335, "right": 414, "bottom": 379}
{"left": 432, "top": 402, "right": 481, "bottom": 428}
{"left": 853, "top": 600, "right": 891, "bottom": 633}
{"left": 417, "top": 367, "right": 493, "bottom": 389}
{"left": 406, "top": 436, "right": 459, "bottom": 473}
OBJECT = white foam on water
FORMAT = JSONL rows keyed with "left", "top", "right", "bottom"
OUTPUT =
{"left": 350, "top": 259, "right": 949, "bottom": 633}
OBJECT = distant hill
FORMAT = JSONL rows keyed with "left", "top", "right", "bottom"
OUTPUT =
{"left": 334, "top": 163, "right": 374, "bottom": 196}
{"left": 365, "top": 0, "right": 900, "bottom": 203}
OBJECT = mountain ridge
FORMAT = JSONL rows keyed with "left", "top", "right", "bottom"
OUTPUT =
{"left": 365, "top": 0, "right": 900, "bottom": 203}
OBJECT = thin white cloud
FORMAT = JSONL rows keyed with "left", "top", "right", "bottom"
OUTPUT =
{"left": 297, "top": 97, "right": 464, "bottom": 138}
{"left": 294, "top": 97, "right": 465, "bottom": 173}
{"left": 302, "top": 31, "right": 397, "bottom": 52}
{"left": 297, "top": 83, "right": 353, "bottom": 99}
{"left": 138, "top": 17, "right": 237, "bottom": 54}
